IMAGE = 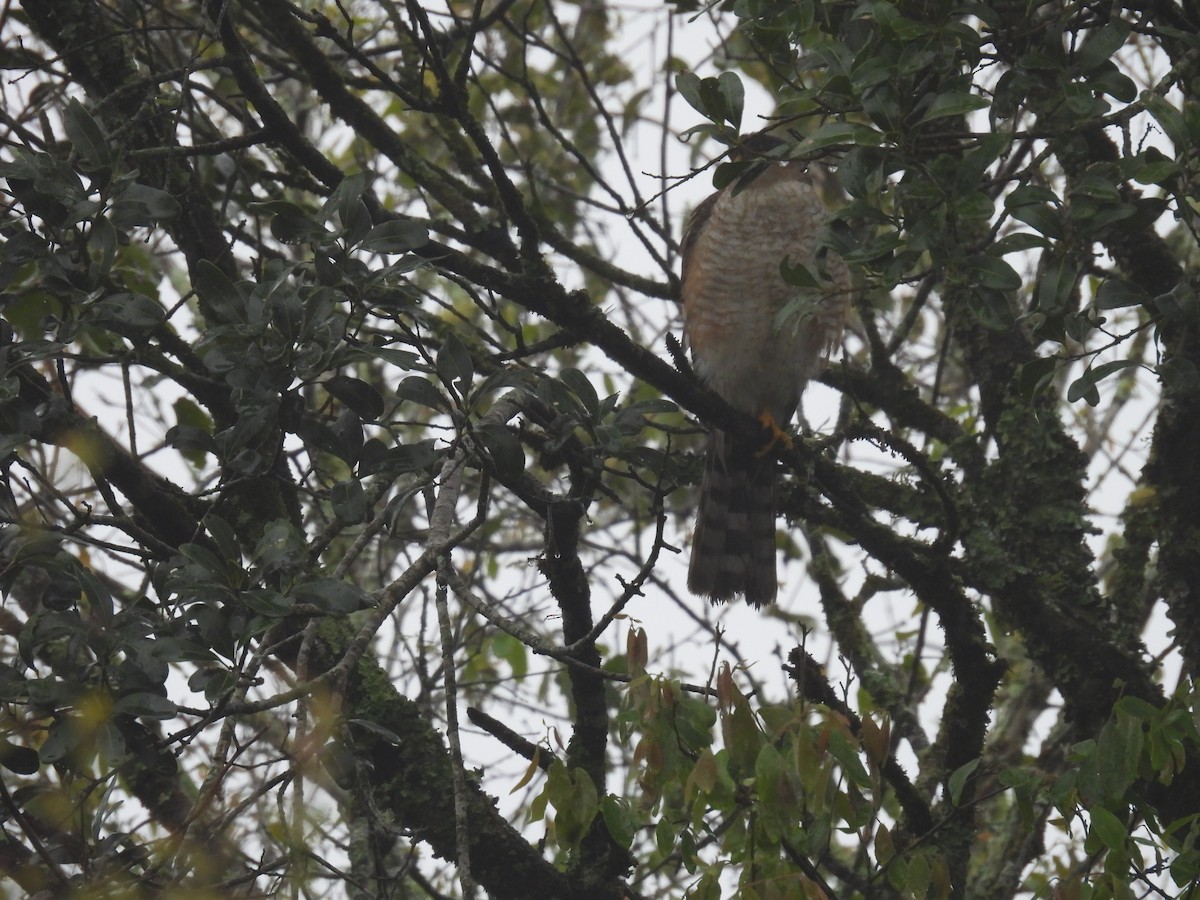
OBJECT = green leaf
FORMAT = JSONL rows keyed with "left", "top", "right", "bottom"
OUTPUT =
{"left": 291, "top": 578, "right": 367, "bottom": 615}
{"left": 716, "top": 71, "right": 744, "bottom": 129}
{"left": 970, "top": 255, "right": 1022, "bottom": 291}
{"left": 1006, "top": 199, "right": 1062, "bottom": 239}
{"left": 544, "top": 763, "right": 598, "bottom": 850}
{"left": 358, "top": 219, "right": 428, "bottom": 253}
{"left": 675, "top": 72, "right": 706, "bottom": 119}
{"left": 396, "top": 375, "right": 449, "bottom": 411}
{"left": 491, "top": 631, "right": 528, "bottom": 678}
{"left": 863, "top": 83, "right": 904, "bottom": 132}
{"left": 333, "top": 409, "right": 367, "bottom": 462}
{"left": 1096, "top": 707, "right": 1145, "bottom": 803}
{"left": 906, "top": 851, "right": 932, "bottom": 899}
{"left": 1172, "top": 850, "right": 1200, "bottom": 887}
{"left": 347, "top": 718, "right": 405, "bottom": 745}
{"left": 39, "top": 718, "right": 81, "bottom": 764}
{"left": 179, "top": 542, "right": 235, "bottom": 581}
{"left": 110, "top": 183, "right": 181, "bottom": 227}
{"left": 754, "top": 742, "right": 790, "bottom": 841}
{"left": 885, "top": 853, "right": 910, "bottom": 892}
{"left": 273, "top": 212, "right": 330, "bottom": 244}
{"left": 113, "top": 692, "right": 177, "bottom": 720}
{"left": 320, "top": 171, "right": 372, "bottom": 225}
{"left": 346, "top": 200, "right": 374, "bottom": 247}
{"left": 1089, "top": 65, "right": 1137, "bottom": 103}
{"left": 559, "top": 367, "right": 600, "bottom": 417}
{"left": 689, "top": 868, "right": 724, "bottom": 900}
{"left": 947, "top": 758, "right": 980, "bottom": 806}
{"left": 600, "top": 796, "right": 638, "bottom": 849}
{"left": 63, "top": 97, "right": 111, "bottom": 169}
{"left": 674, "top": 695, "right": 716, "bottom": 752}
{"left": 90, "top": 214, "right": 117, "bottom": 276}
{"left": 0, "top": 739, "right": 40, "bottom": 775}
{"left": 166, "top": 424, "right": 216, "bottom": 467}
{"left": 1088, "top": 807, "right": 1128, "bottom": 852}
{"left": 1156, "top": 283, "right": 1200, "bottom": 325}
{"left": 676, "top": 72, "right": 744, "bottom": 127}
{"left": 537, "top": 375, "right": 588, "bottom": 423}
{"left": 1036, "top": 255, "right": 1081, "bottom": 314}
{"left": 193, "top": 260, "right": 246, "bottom": 324}
{"left": 1072, "top": 20, "right": 1131, "bottom": 74}
{"left": 1142, "top": 93, "right": 1187, "bottom": 148}
{"left": 797, "top": 121, "right": 881, "bottom": 154}
{"left": 687, "top": 749, "right": 719, "bottom": 796}
{"left": 476, "top": 421, "right": 525, "bottom": 480}
{"left": 1129, "top": 148, "right": 1180, "bottom": 185}
{"left": 654, "top": 817, "right": 676, "bottom": 855}
{"left": 712, "top": 159, "right": 762, "bottom": 191}
{"left": 527, "top": 782, "right": 549, "bottom": 824}
{"left": 336, "top": 412, "right": 366, "bottom": 464}
{"left": 875, "top": 823, "right": 896, "bottom": 864}
{"left": 437, "top": 332, "right": 475, "bottom": 400}
{"left": 333, "top": 408, "right": 364, "bottom": 463}
{"left": 361, "top": 439, "right": 439, "bottom": 476}
{"left": 75, "top": 567, "right": 113, "bottom": 623}
{"left": 319, "top": 741, "right": 358, "bottom": 789}
{"left": 325, "top": 375, "right": 385, "bottom": 420}
{"left": 1068, "top": 360, "right": 1139, "bottom": 405}
{"left": 993, "top": 232, "right": 1051, "bottom": 255}
{"left": 331, "top": 478, "right": 368, "bottom": 523}
{"left": 1006, "top": 184, "right": 1060, "bottom": 206}
{"left": 91, "top": 293, "right": 167, "bottom": 333}
{"left": 720, "top": 693, "right": 763, "bottom": 777}
{"left": 1070, "top": 174, "right": 1121, "bottom": 202}
{"left": 249, "top": 201, "right": 329, "bottom": 244}
{"left": 780, "top": 258, "right": 820, "bottom": 288}
{"left": 240, "top": 588, "right": 293, "bottom": 617}
{"left": 1066, "top": 374, "right": 1100, "bottom": 406}
{"left": 1095, "top": 279, "right": 1150, "bottom": 310}
{"left": 679, "top": 121, "right": 736, "bottom": 148}
{"left": 1017, "top": 356, "right": 1059, "bottom": 399}
{"left": 826, "top": 729, "right": 871, "bottom": 788}
{"left": 1114, "top": 696, "right": 1162, "bottom": 721}
{"left": 919, "top": 91, "right": 989, "bottom": 123}
{"left": 294, "top": 413, "right": 346, "bottom": 460}
{"left": 611, "top": 398, "right": 677, "bottom": 435}
{"left": 955, "top": 191, "right": 995, "bottom": 221}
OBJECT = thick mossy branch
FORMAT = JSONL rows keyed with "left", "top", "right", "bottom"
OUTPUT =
{"left": 1055, "top": 129, "right": 1200, "bottom": 678}
{"left": 1145, "top": 333, "right": 1200, "bottom": 675}
{"left": 312, "top": 620, "right": 581, "bottom": 900}
{"left": 1066, "top": 128, "right": 1200, "bottom": 680}
{"left": 963, "top": 386, "right": 1159, "bottom": 721}
{"left": 25, "top": 1, "right": 236, "bottom": 289}
{"left": 11, "top": 359, "right": 204, "bottom": 553}
{"left": 540, "top": 496, "right": 636, "bottom": 892}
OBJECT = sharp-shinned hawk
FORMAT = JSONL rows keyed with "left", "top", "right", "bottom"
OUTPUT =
{"left": 681, "top": 138, "right": 850, "bottom": 607}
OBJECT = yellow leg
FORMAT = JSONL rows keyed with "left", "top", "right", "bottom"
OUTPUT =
{"left": 756, "top": 411, "right": 794, "bottom": 457}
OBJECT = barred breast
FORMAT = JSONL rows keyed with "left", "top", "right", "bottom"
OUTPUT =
{"left": 682, "top": 162, "right": 848, "bottom": 424}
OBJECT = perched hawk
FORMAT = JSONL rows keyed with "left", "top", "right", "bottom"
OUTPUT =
{"left": 681, "top": 138, "right": 850, "bottom": 607}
